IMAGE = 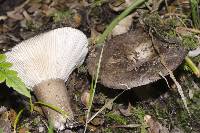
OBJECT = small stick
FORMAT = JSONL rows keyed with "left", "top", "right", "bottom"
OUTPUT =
{"left": 149, "top": 30, "right": 191, "bottom": 116}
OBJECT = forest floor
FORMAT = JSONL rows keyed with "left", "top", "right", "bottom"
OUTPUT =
{"left": 0, "top": 0, "right": 200, "bottom": 133}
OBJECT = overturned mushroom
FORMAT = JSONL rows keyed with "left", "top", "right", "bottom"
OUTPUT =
{"left": 87, "top": 27, "right": 186, "bottom": 89}
{"left": 6, "top": 27, "right": 88, "bottom": 130}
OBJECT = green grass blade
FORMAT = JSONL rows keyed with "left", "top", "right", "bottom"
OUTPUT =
{"left": 84, "top": 45, "right": 105, "bottom": 133}
{"left": 14, "top": 108, "right": 24, "bottom": 133}
{"left": 47, "top": 122, "right": 54, "bottom": 133}
{"left": 185, "top": 56, "right": 200, "bottom": 77}
{"left": 0, "top": 128, "right": 3, "bottom": 133}
{"left": 34, "top": 101, "right": 69, "bottom": 118}
{"left": 190, "top": 0, "right": 200, "bottom": 28}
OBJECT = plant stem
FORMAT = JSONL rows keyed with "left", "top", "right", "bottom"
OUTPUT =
{"left": 84, "top": 45, "right": 105, "bottom": 133}
{"left": 185, "top": 56, "right": 200, "bottom": 77}
{"left": 14, "top": 109, "right": 24, "bottom": 133}
{"left": 96, "top": 0, "right": 147, "bottom": 45}
{"left": 190, "top": 0, "right": 200, "bottom": 29}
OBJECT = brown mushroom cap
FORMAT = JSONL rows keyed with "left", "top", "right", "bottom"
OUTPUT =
{"left": 87, "top": 28, "right": 186, "bottom": 89}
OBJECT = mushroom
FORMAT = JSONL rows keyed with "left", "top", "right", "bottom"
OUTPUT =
{"left": 5, "top": 27, "right": 88, "bottom": 130}
{"left": 87, "top": 27, "right": 186, "bottom": 89}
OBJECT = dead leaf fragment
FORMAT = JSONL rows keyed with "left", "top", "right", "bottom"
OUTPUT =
{"left": 81, "top": 90, "right": 90, "bottom": 108}
{"left": 0, "top": 107, "right": 12, "bottom": 133}
{"left": 18, "top": 128, "right": 29, "bottom": 133}
{"left": 118, "top": 103, "right": 132, "bottom": 116}
{"left": 109, "top": 0, "right": 132, "bottom": 12}
{"left": 112, "top": 13, "right": 135, "bottom": 36}
{"left": 90, "top": 117, "right": 104, "bottom": 126}
{"left": 144, "top": 115, "right": 169, "bottom": 133}
{"left": 7, "top": 109, "right": 17, "bottom": 127}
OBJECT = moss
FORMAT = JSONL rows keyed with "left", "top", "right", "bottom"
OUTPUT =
{"left": 51, "top": 10, "right": 72, "bottom": 23}
{"left": 78, "top": 65, "right": 88, "bottom": 74}
{"left": 192, "top": 55, "right": 200, "bottom": 63}
{"left": 91, "top": 0, "right": 107, "bottom": 8}
{"left": 106, "top": 112, "right": 128, "bottom": 125}
{"left": 143, "top": 13, "right": 184, "bottom": 43}
{"left": 131, "top": 107, "right": 147, "bottom": 133}
{"left": 25, "top": 20, "right": 43, "bottom": 30}
{"left": 154, "top": 104, "right": 169, "bottom": 121}
{"left": 176, "top": 110, "right": 191, "bottom": 132}
{"left": 103, "top": 128, "right": 113, "bottom": 133}
{"left": 182, "top": 34, "right": 199, "bottom": 50}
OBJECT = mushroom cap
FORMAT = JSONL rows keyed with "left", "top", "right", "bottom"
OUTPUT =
{"left": 87, "top": 28, "right": 186, "bottom": 89}
{"left": 6, "top": 27, "right": 88, "bottom": 90}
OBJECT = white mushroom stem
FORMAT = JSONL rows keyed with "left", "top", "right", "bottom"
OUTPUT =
{"left": 34, "top": 79, "right": 73, "bottom": 130}
{"left": 6, "top": 27, "right": 88, "bottom": 130}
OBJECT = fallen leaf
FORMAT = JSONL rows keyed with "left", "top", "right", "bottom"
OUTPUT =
{"left": 144, "top": 115, "right": 169, "bottom": 133}
{"left": 118, "top": 103, "right": 132, "bottom": 117}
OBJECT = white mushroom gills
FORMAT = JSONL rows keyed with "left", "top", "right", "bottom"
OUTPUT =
{"left": 6, "top": 27, "right": 88, "bottom": 130}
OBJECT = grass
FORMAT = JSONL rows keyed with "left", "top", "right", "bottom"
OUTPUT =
{"left": 190, "top": 0, "right": 200, "bottom": 29}
{"left": 47, "top": 123, "right": 54, "bottom": 133}
{"left": 185, "top": 56, "right": 200, "bottom": 77}
{"left": 14, "top": 109, "right": 24, "bottom": 133}
{"left": 51, "top": 10, "right": 72, "bottom": 23}
{"left": 84, "top": 44, "right": 104, "bottom": 133}
{"left": 34, "top": 101, "right": 69, "bottom": 118}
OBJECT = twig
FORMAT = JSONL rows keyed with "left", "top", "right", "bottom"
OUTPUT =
{"left": 164, "top": 13, "right": 187, "bottom": 18}
{"left": 0, "top": 16, "right": 7, "bottom": 20}
{"left": 176, "top": 27, "right": 200, "bottom": 34}
{"left": 7, "top": 0, "right": 30, "bottom": 16}
{"left": 110, "top": 123, "right": 141, "bottom": 128}
{"left": 87, "top": 84, "right": 130, "bottom": 124}
{"left": 159, "top": 72, "right": 170, "bottom": 88}
{"left": 149, "top": 29, "right": 191, "bottom": 116}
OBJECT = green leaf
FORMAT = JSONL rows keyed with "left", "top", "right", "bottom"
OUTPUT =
{"left": 0, "top": 54, "right": 6, "bottom": 63}
{"left": 0, "top": 54, "right": 31, "bottom": 98}
{"left": 0, "top": 62, "right": 12, "bottom": 69}
{"left": 4, "top": 69, "right": 17, "bottom": 76}
{"left": 5, "top": 69, "right": 31, "bottom": 98}
{"left": 0, "top": 71, "right": 6, "bottom": 83}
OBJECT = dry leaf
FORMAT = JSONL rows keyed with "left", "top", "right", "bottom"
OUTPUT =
{"left": 144, "top": 115, "right": 169, "bottom": 133}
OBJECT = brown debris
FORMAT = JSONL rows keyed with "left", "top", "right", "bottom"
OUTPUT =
{"left": 0, "top": 107, "right": 13, "bottom": 133}
{"left": 144, "top": 115, "right": 169, "bottom": 133}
